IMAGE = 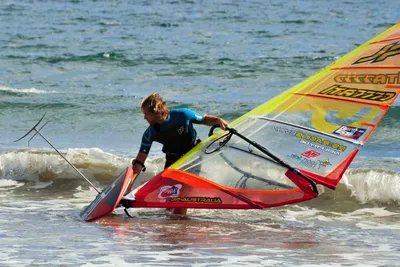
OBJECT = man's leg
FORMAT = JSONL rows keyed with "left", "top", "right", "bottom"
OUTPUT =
{"left": 165, "top": 154, "right": 187, "bottom": 216}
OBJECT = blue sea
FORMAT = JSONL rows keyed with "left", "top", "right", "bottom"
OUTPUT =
{"left": 1, "top": 1, "right": 399, "bottom": 266}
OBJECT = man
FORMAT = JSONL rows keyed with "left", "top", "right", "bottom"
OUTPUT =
{"left": 127, "top": 93, "right": 229, "bottom": 215}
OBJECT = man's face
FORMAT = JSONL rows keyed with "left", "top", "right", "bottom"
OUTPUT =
{"left": 142, "top": 107, "right": 158, "bottom": 125}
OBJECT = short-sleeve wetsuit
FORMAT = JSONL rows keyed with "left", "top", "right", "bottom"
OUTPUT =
{"left": 139, "top": 108, "right": 204, "bottom": 168}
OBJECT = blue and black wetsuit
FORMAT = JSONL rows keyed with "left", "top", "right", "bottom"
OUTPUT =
{"left": 139, "top": 108, "right": 204, "bottom": 169}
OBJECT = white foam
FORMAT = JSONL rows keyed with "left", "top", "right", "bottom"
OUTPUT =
{"left": 0, "top": 179, "right": 24, "bottom": 190}
{"left": 0, "top": 148, "right": 127, "bottom": 182}
{"left": 0, "top": 85, "right": 55, "bottom": 94}
{"left": 28, "top": 180, "right": 54, "bottom": 189}
{"left": 348, "top": 207, "right": 397, "bottom": 217}
{"left": 356, "top": 221, "right": 400, "bottom": 230}
{"left": 345, "top": 170, "right": 400, "bottom": 203}
{"left": 80, "top": 255, "right": 129, "bottom": 267}
{"left": 73, "top": 186, "right": 98, "bottom": 201}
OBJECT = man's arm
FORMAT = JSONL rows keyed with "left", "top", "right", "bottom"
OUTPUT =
{"left": 127, "top": 151, "right": 148, "bottom": 192}
{"left": 182, "top": 108, "right": 228, "bottom": 130}
{"left": 202, "top": 115, "right": 229, "bottom": 130}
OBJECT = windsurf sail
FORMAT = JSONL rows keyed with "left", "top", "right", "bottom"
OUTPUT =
{"left": 87, "top": 22, "right": 400, "bottom": 218}
{"left": 122, "top": 22, "right": 400, "bottom": 211}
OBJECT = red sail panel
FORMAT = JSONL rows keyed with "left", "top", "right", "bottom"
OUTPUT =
{"left": 131, "top": 169, "right": 317, "bottom": 209}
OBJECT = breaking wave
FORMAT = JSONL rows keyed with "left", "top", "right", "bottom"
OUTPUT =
{"left": 1, "top": 148, "right": 399, "bottom": 208}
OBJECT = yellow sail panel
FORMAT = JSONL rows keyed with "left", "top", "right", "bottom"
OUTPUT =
{"left": 269, "top": 94, "right": 385, "bottom": 134}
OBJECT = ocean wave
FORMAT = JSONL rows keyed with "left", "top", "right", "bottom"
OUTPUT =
{"left": 346, "top": 168, "right": 400, "bottom": 204}
{"left": 28, "top": 51, "right": 309, "bottom": 79}
{"left": 0, "top": 85, "right": 55, "bottom": 96}
{"left": 0, "top": 148, "right": 129, "bottom": 182}
{"left": 1, "top": 148, "right": 399, "bottom": 207}
{"left": 0, "top": 101, "right": 79, "bottom": 110}
{"left": 296, "top": 168, "right": 400, "bottom": 212}
{"left": 35, "top": 52, "right": 130, "bottom": 65}
{"left": 0, "top": 148, "right": 163, "bottom": 191}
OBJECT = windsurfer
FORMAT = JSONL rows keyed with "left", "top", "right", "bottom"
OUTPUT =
{"left": 127, "top": 93, "right": 229, "bottom": 215}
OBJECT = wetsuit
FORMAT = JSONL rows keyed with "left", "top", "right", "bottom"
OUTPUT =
{"left": 139, "top": 108, "right": 203, "bottom": 169}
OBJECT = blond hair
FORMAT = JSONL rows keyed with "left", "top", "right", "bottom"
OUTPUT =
{"left": 141, "top": 93, "right": 169, "bottom": 118}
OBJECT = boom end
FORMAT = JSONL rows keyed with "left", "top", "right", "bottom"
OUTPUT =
{"left": 13, "top": 112, "right": 48, "bottom": 143}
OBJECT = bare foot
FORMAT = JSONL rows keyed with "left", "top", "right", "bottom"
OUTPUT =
{"left": 166, "top": 208, "right": 188, "bottom": 218}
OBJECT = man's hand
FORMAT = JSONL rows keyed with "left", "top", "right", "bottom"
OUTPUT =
{"left": 203, "top": 115, "right": 229, "bottom": 130}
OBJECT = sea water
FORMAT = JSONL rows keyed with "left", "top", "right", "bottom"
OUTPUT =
{"left": 1, "top": 0, "right": 399, "bottom": 266}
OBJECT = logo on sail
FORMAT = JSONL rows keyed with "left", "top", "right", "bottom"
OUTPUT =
{"left": 287, "top": 154, "right": 331, "bottom": 170}
{"left": 295, "top": 131, "right": 347, "bottom": 152}
{"left": 318, "top": 84, "right": 396, "bottom": 102}
{"left": 159, "top": 184, "right": 182, "bottom": 201}
{"left": 302, "top": 150, "right": 320, "bottom": 158}
{"left": 334, "top": 72, "right": 400, "bottom": 84}
{"left": 333, "top": 126, "right": 366, "bottom": 140}
{"left": 353, "top": 41, "right": 400, "bottom": 64}
{"left": 169, "top": 197, "right": 222, "bottom": 203}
